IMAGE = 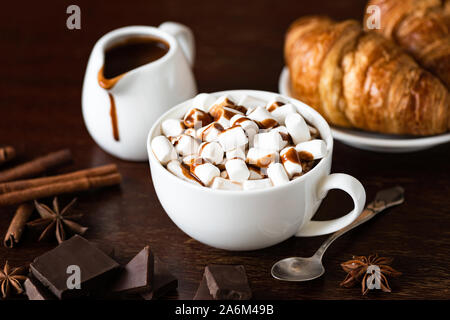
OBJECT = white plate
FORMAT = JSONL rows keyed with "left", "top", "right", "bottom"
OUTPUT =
{"left": 279, "top": 67, "right": 450, "bottom": 153}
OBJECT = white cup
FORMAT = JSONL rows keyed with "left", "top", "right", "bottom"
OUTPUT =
{"left": 82, "top": 22, "right": 197, "bottom": 161}
{"left": 147, "top": 90, "right": 366, "bottom": 251}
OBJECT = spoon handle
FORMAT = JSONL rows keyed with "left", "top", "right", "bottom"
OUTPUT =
{"left": 313, "top": 202, "right": 385, "bottom": 259}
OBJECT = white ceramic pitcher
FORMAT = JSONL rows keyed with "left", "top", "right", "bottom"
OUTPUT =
{"left": 82, "top": 22, "right": 197, "bottom": 161}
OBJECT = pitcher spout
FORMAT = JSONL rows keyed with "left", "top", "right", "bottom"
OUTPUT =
{"left": 97, "top": 66, "right": 124, "bottom": 91}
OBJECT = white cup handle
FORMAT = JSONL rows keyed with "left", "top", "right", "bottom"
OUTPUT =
{"left": 296, "top": 173, "right": 366, "bottom": 237}
{"left": 159, "top": 21, "right": 195, "bottom": 67}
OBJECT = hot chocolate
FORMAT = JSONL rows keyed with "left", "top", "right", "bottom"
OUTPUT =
{"left": 151, "top": 93, "right": 327, "bottom": 190}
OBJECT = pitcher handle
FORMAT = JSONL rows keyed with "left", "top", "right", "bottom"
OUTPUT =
{"left": 296, "top": 173, "right": 366, "bottom": 237}
{"left": 159, "top": 21, "right": 195, "bottom": 67}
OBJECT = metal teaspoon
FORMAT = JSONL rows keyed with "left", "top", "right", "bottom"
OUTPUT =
{"left": 271, "top": 186, "right": 405, "bottom": 281}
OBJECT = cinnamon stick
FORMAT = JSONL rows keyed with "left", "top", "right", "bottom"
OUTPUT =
{"left": 0, "top": 146, "right": 16, "bottom": 166}
{"left": 0, "top": 173, "right": 121, "bottom": 207}
{"left": 3, "top": 202, "right": 34, "bottom": 248}
{"left": 0, "top": 149, "right": 72, "bottom": 183}
{"left": 0, "top": 164, "right": 118, "bottom": 194}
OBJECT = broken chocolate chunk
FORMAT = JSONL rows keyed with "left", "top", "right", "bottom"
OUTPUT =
{"left": 204, "top": 265, "right": 251, "bottom": 300}
{"left": 140, "top": 256, "right": 177, "bottom": 300}
{"left": 193, "top": 274, "right": 213, "bottom": 300}
{"left": 110, "top": 246, "right": 154, "bottom": 294}
{"left": 30, "top": 235, "right": 120, "bottom": 299}
{"left": 24, "top": 275, "right": 57, "bottom": 300}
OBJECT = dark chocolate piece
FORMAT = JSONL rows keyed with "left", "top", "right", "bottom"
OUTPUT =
{"left": 204, "top": 265, "right": 251, "bottom": 300}
{"left": 24, "top": 275, "right": 57, "bottom": 300}
{"left": 140, "top": 256, "right": 177, "bottom": 300}
{"left": 110, "top": 246, "right": 154, "bottom": 294}
{"left": 193, "top": 275, "right": 213, "bottom": 300}
{"left": 30, "top": 235, "right": 120, "bottom": 299}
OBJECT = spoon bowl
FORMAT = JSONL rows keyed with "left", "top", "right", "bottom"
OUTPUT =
{"left": 271, "top": 256, "right": 324, "bottom": 282}
{"left": 270, "top": 186, "right": 405, "bottom": 282}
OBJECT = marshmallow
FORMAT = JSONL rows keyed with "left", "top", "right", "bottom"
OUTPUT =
{"left": 191, "top": 93, "right": 217, "bottom": 111}
{"left": 209, "top": 95, "right": 247, "bottom": 114}
{"left": 253, "top": 130, "right": 286, "bottom": 151}
{"left": 215, "top": 115, "right": 230, "bottom": 129}
{"left": 226, "top": 145, "right": 246, "bottom": 160}
{"left": 243, "top": 179, "right": 273, "bottom": 190}
{"left": 267, "top": 163, "right": 290, "bottom": 186}
{"left": 218, "top": 126, "right": 248, "bottom": 151}
{"left": 245, "top": 106, "right": 256, "bottom": 116}
{"left": 295, "top": 139, "right": 327, "bottom": 160}
{"left": 271, "top": 125, "right": 289, "bottom": 135}
{"left": 229, "top": 115, "right": 259, "bottom": 133}
{"left": 280, "top": 146, "right": 303, "bottom": 178}
{"left": 209, "top": 95, "right": 241, "bottom": 115}
{"left": 267, "top": 101, "right": 284, "bottom": 112}
{"left": 271, "top": 126, "right": 291, "bottom": 146}
{"left": 270, "top": 104, "right": 297, "bottom": 125}
{"left": 151, "top": 136, "right": 178, "bottom": 165}
{"left": 225, "top": 158, "right": 250, "bottom": 182}
{"left": 167, "top": 160, "right": 201, "bottom": 185}
{"left": 238, "top": 95, "right": 266, "bottom": 109}
{"left": 246, "top": 148, "right": 279, "bottom": 168}
{"left": 182, "top": 154, "right": 197, "bottom": 166}
{"left": 285, "top": 113, "right": 311, "bottom": 144}
{"left": 248, "top": 165, "right": 266, "bottom": 180}
{"left": 220, "top": 170, "right": 229, "bottom": 179}
{"left": 209, "top": 95, "right": 236, "bottom": 111}
{"left": 229, "top": 115, "right": 259, "bottom": 146}
{"left": 192, "top": 162, "right": 220, "bottom": 186}
{"left": 184, "top": 108, "right": 213, "bottom": 128}
{"left": 210, "top": 105, "right": 243, "bottom": 129}
{"left": 199, "top": 141, "right": 224, "bottom": 165}
{"left": 196, "top": 122, "right": 225, "bottom": 142}
{"left": 247, "top": 107, "right": 279, "bottom": 129}
{"left": 184, "top": 128, "right": 197, "bottom": 139}
{"left": 211, "top": 177, "right": 243, "bottom": 190}
{"left": 161, "top": 119, "right": 185, "bottom": 137}
{"left": 266, "top": 96, "right": 289, "bottom": 112}
{"left": 173, "top": 134, "right": 200, "bottom": 156}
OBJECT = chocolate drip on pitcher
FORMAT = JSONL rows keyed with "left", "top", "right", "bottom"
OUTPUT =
{"left": 108, "top": 93, "right": 120, "bottom": 141}
{"left": 98, "top": 68, "right": 122, "bottom": 142}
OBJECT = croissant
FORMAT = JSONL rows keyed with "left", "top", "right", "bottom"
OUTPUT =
{"left": 285, "top": 16, "right": 449, "bottom": 135}
{"left": 364, "top": 0, "right": 450, "bottom": 88}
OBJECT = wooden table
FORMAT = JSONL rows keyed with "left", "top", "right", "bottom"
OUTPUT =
{"left": 1, "top": 0, "right": 449, "bottom": 300}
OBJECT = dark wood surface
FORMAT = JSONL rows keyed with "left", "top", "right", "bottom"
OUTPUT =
{"left": 0, "top": 0, "right": 449, "bottom": 300}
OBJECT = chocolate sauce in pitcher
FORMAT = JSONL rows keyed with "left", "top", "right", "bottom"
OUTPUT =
{"left": 97, "top": 36, "right": 170, "bottom": 141}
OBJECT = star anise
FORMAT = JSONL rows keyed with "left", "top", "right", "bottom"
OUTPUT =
{"left": 0, "top": 261, "right": 28, "bottom": 299}
{"left": 27, "top": 197, "right": 88, "bottom": 244}
{"left": 340, "top": 254, "right": 401, "bottom": 295}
